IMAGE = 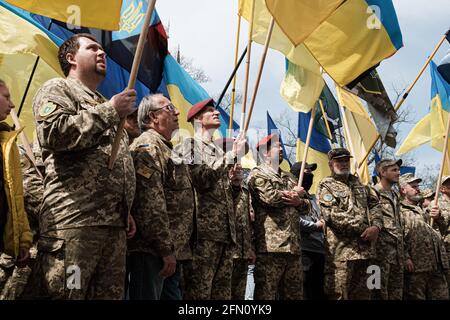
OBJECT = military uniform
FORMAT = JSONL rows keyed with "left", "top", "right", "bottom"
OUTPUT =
{"left": 128, "top": 129, "right": 195, "bottom": 299}
{"left": 371, "top": 184, "right": 404, "bottom": 300}
{"left": 317, "top": 171, "right": 383, "bottom": 300}
{"left": 0, "top": 144, "right": 44, "bottom": 300}
{"left": 231, "top": 186, "right": 254, "bottom": 300}
{"left": 176, "top": 135, "right": 237, "bottom": 300}
{"left": 27, "top": 77, "right": 135, "bottom": 299}
{"left": 437, "top": 193, "right": 450, "bottom": 297}
{"left": 248, "top": 162, "right": 308, "bottom": 300}
{"left": 401, "top": 200, "right": 449, "bottom": 299}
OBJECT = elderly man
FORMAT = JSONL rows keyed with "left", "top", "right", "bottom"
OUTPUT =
{"left": 128, "top": 94, "right": 195, "bottom": 300}
{"left": 30, "top": 33, "right": 136, "bottom": 299}
{"left": 371, "top": 159, "right": 405, "bottom": 300}
{"left": 400, "top": 173, "right": 449, "bottom": 300}
{"left": 248, "top": 134, "right": 309, "bottom": 300}
{"left": 177, "top": 98, "right": 246, "bottom": 300}
{"left": 317, "top": 148, "right": 382, "bottom": 300}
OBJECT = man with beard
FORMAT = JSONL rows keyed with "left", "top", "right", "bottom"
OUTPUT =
{"left": 317, "top": 148, "right": 382, "bottom": 300}
{"left": 248, "top": 134, "right": 309, "bottom": 300}
{"left": 290, "top": 161, "right": 325, "bottom": 300}
{"left": 400, "top": 173, "right": 448, "bottom": 299}
{"left": 371, "top": 159, "right": 405, "bottom": 300}
{"left": 29, "top": 33, "right": 136, "bottom": 299}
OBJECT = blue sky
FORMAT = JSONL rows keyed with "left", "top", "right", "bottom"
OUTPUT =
{"left": 156, "top": 0, "right": 450, "bottom": 176}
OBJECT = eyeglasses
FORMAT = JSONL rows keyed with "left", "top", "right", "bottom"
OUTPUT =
{"left": 155, "top": 103, "right": 177, "bottom": 114}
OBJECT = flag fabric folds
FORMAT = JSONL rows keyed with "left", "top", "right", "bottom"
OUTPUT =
{"left": 297, "top": 112, "right": 331, "bottom": 194}
{"left": 346, "top": 68, "right": 398, "bottom": 148}
{"left": 265, "top": 0, "right": 344, "bottom": 46}
{"left": 313, "top": 83, "right": 341, "bottom": 143}
{"left": 397, "top": 61, "right": 450, "bottom": 155}
{"left": 5, "top": 0, "right": 123, "bottom": 30}
{"left": 280, "top": 58, "right": 324, "bottom": 113}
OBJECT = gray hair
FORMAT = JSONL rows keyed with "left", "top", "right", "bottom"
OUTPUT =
{"left": 137, "top": 93, "right": 165, "bottom": 131}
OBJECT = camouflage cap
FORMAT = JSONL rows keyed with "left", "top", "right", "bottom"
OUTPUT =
{"left": 328, "top": 148, "right": 353, "bottom": 160}
{"left": 421, "top": 188, "right": 435, "bottom": 199}
{"left": 399, "top": 173, "right": 422, "bottom": 187}
{"left": 441, "top": 175, "right": 450, "bottom": 186}
{"left": 375, "top": 159, "right": 403, "bottom": 174}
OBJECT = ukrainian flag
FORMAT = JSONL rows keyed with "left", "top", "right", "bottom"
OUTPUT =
{"left": 397, "top": 61, "right": 450, "bottom": 156}
{"left": 5, "top": 0, "right": 123, "bottom": 30}
{"left": 297, "top": 112, "right": 331, "bottom": 194}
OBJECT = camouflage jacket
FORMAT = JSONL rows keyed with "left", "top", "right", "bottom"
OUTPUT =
{"left": 401, "top": 200, "right": 449, "bottom": 272}
{"left": 175, "top": 136, "right": 237, "bottom": 244}
{"left": 248, "top": 163, "right": 309, "bottom": 255}
{"left": 128, "top": 129, "right": 195, "bottom": 260}
{"left": 371, "top": 184, "right": 404, "bottom": 265}
{"left": 32, "top": 77, "right": 135, "bottom": 233}
{"left": 438, "top": 195, "right": 450, "bottom": 255}
{"left": 233, "top": 186, "right": 254, "bottom": 259}
{"left": 317, "top": 175, "right": 383, "bottom": 262}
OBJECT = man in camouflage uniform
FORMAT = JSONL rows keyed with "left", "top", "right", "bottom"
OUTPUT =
{"left": 248, "top": 134, "right": 308, "bottom": 300}
{"left": 371, "top": 159, "right": 404, "bottom": 300}
{"left": 29, "top": 33, "right": 136, "bottom": 299}
{"left": 317, "top": 148, "right": 382, "bottom": 300}
{"left": 400, "top": 173, "right": 449, "bottom": 299}
{"left": 0, "top": 144, "right": 44, "bottom": 300}
{"left": 422, "top": 188, "right": 436, "bottom": 209}
{"left": 127, "top": 94, "right": 195, "bottom": 300}
{"left": 177, "top": 99, "right": 246, "bottom": 300}
{"left": 438, "top": 175, "right": 450, "bottom": 296}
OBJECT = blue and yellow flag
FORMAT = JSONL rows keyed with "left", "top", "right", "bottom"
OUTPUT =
{"left": 297, "top": 112, "right": 332, "bottom": 194}
{"left": 267, "top": 112, "right": 291, "bottom": 171}
{"left": 5, "top": 0, "right": 123, "bottom": 30}
{"left": 397, "top": 61, "right": 450, "bottom": 155}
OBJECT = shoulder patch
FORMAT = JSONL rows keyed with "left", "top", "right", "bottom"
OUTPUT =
{"left": 136, "top": 164, "right": 155, "bottom": 179}
{"left": 39, "top": 102, "right": 57, "bottom": 118}
{"left": 323, "top": 193, "right": 334, "bottom": 202}
{"left": 254, "top": 177, "right": 265, "bottom": 187}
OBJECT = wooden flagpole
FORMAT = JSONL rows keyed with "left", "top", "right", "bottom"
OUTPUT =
{"left": 243, "top": 17, "right": 275, "bottom": 133}
{"left": 229, "top": 14, "right": 242, "bottom": 136}
{"left": 109, "top": 0, "right": 157, "bottom": 169}
{"left": 297, "top": 107, "right": 316, "bottom": 188}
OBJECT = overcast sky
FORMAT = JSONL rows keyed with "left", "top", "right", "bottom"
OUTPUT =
{"left": 156, "top": 0, "right": 450, "bottom": 175}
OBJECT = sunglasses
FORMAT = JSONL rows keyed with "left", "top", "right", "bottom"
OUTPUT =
{"left": 155, "top": 103, "right": 178, "bottom": 114}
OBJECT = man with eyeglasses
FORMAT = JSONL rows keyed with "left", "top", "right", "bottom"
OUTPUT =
{"left": 399, "top": 173, "right": 449, "bottom": 299}
{"left": 128, "top": 94, "right": 195, "bottom": 300}
{"left": 177, "top": 98, "right": 247, "bottom": 300}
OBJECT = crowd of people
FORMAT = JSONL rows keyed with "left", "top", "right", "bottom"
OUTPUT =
{"left": 0, "top": 33, "right": 450, "bottom": 300}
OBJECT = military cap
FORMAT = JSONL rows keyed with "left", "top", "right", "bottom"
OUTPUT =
{"left": 328, "top": 148, "right": 353, "bottom": 160}
{"left": 399, "top": 173, "right": 422, "bottom": 187}
{"left": 441, "top": 175, "right": 450, "bottom": 186}
{"left": 290, "top": 161, "right": 317, "bottom": 178}
{"left": 375, "top": 159, "right": 403, "bottom": 174}
{"left": 421, "top": 188, "right": 435, "bottom": 199}
{"left": 214, "top": 137, "right": 250, "bottom": 155}
{"left": 256, "top": 133, "right": 279, "bottom": 151}
{"left": 186, "top": 98, "right": 214, "bottom": 122}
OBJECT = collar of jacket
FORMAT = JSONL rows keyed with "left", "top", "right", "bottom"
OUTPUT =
{"left": 147, "top": 128, "right": 173, "bottom": 149}
{"left": 66, "top": 77, "right": 106, "bottom": 102}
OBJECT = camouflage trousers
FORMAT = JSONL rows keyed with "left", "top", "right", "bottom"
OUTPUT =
{"left": 23, "top": 227, "right": 126, "bottom": 300}
{"left": 183, "top": 240, "right": 234, "bottom": 300}
{"left": 231, "top": 258, "right": 249, "bottom": 300}
{"left": 254, "top": 253, "right": 303, "bottom": 300}
{"left": 404, "top": 270, "right": 449, "bottom": 300}
{"left": 325, "top": 259, "right": 372, "bottom": 300}
{"left": 373, "top": 259, "right": 404, "bottom": 300}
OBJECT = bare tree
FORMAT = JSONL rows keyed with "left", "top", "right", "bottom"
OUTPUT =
{"left": 171, "top": 46, "right": 210, "bottom": 84}
{"left": 213, "top": 91, "right": 243, "bottom": 112}
{"left": 273, "top": 110, "right": 298, "bottom": 163}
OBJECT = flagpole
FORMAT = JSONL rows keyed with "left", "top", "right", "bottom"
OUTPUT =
{"left": 358, "top": 30, "right": 449, "bottom": 168}
{"left": 10, "top": 110, "right": 43, "bottom": 180}
{"left": 431, "top": 111, "right": 450, "bottom": 227}
{"left": 318, "top": 99, "right": 336, "bottom": 148}
{"left": 243, "top": 17, "right": 275, "bottom": 133}
{"left": 109, "top": 0, "right": 157, "bottom": 169}
{"left": 340, "top": 105, "right": 360, "bottom": 176}
{"left": 297, "top": 107, "right": 316, "bottom": 188}
{"left": 239, "top": 0, "right": 256, "bottom": 130}
{"left": 228, "top": 14, "right": 242, "bottom": 136}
